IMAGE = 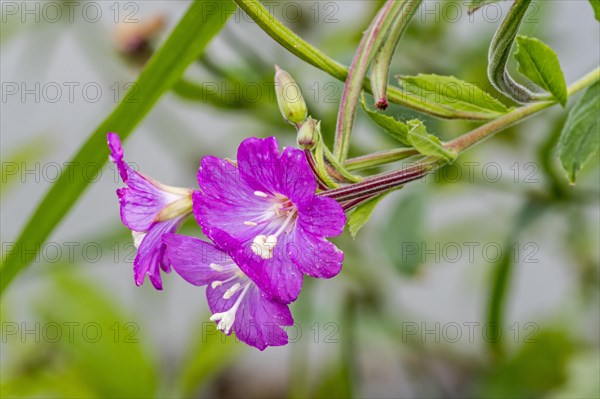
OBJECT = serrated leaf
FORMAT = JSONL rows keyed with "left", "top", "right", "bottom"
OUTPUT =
{"left": 398, "top": 74, "right": 509, "bottom": 116}
{"left": 590, "top": 0, "right": 600, "bottom": 21}
{"left": 558, "top": 80, "right": 600, "bottom": 184}
{"left": 348, "top": 194, "right": 387, "bottom": 238}
{"left": 361, "top": 95, "right": 410, "bottom": 146}
{"left": 515, "top": 36, "right": 568, "bottom": 106}
{"left": 407, "top": 120, "right": 457, "bottom": 162}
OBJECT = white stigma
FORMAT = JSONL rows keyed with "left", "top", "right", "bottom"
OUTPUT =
{"left": 211, "top": 280, "right": 223, "bottom": 289}
{"left": 251, "top": 235, "right": 277, "bottom": 259}
{"left": 254, "top": 190, "right": 268, "bottom": 197}
{"left": 244, "top": 221, "right": 258, "bottom": 226}
{"left": 223, "top": 283, "right": 241, "bottom": 299}
{"left": 210, "top": 263, "right": 224, "bottom": 272}
{"left": 210, "top": 283, "right": 251, "bottom": 334}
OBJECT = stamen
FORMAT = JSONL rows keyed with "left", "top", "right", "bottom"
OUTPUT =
{"left": 210, "top": 263, "right": 224, "bottom": 272}
{"left": 254, "top": 190, "right": 268, "bottom": 197}
{"left": 244, "top": 221, "right": 258, "bottom": 226}
{"left": 209, "top": 282, "right": 251, "bottom": 334}
{"left": 272, "top": 209, "right": 297, "bottom": 237}
{"left": 223, "top": 283, "right": 241, "bottom": 299}
{"left": 210, "top": 274, "right": 237, "bottom": 289}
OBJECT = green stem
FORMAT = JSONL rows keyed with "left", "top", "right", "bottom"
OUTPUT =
{"left": 334, "top": 0, "right": 406, "bottom": 162}
{"left": 233, "top": 0, "right": 496, "bottom": 121}
{"left": 371, "top": 0, "right": 423, "bottom": 110}
{"left": 344, "top": 148, "right": 419, "bottom": 171}
{"left": 448, "top": 67, "right": 600, "bottom": 153}
{"left": 486, "top": 200, "right": 546, "bottom": 360}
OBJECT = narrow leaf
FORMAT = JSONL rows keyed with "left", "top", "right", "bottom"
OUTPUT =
{"left": 361, "top": 95, "right": 410, "bottom": 146}
{"left": 407, "top": 120, "right": 457, "bottom": 162}
{"left": 0, "top": 0, "right": 234, "bottom": 295}
{"left": 515, "top": 36, "right": 568, "bottom": 106}
{"left": 348, "top": 194, "right": 387, "bottom": 238}
{"left": 558, "top": 80, "right": 600, "bottom": 184}
{"left": 398, "top": 74, "right": 509, "bottom": 116}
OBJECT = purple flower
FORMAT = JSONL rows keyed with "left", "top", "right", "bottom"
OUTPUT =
{"left": 163, "top": 231, "right": 293, "bottom": 350}
{"left": 194, "top": 137, "right": 346, "bottom": 304}
{"left": 107, "top": 132, "right": 193, "bottom": 290}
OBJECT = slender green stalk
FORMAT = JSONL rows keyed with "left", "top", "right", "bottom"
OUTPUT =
{"left": 371, "top": 0, "right": 422, "bottom": 109}
{"left": 334, "top": 1, "right": 406, "bottom": 162}
{"left": 233, "top": 0, "right": 496, "bottom": 121}
{"left": 344, "top": 148, "right": 419, "bottom": 171}
{"left": 448, "top": 67, "right": 600, "bottom": 153}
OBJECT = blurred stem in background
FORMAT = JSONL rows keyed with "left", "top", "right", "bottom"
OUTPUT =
{"left": 485, "top": 200, "right": 546, "bottom": 360}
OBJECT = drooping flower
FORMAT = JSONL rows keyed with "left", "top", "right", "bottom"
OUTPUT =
{"left": 194, "top": 137, "right": 346, "bottom": 304}
{"left": 107, "top": 132, "right": 193, "bottom": 290}
{"left": 163, "top": 231, "right": 293, "bottom": 350}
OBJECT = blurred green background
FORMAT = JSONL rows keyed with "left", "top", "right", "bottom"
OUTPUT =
{"left": 1, "top": 1, "right": 599, "bottom": 398}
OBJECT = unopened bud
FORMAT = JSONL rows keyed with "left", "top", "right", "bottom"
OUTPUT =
{"left": 297, "top": 117, "right": 320, "bottom": 150}
{"left": 274, "top": 65, "right": 307, "bottom": 125}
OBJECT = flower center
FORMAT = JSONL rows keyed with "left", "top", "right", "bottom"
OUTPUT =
{"left": 248, "top": 191, "right": 298, "bottom": 259}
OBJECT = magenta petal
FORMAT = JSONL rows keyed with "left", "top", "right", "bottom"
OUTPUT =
{"left": 298, "top": 195, "right": 346, "bottom": 237}
{"left": 163, "top": 233, "right": 234, "bottom": 286}
{"left": 236, "top": 137, "right": 283, "bottom": 194}
{"left": 133, "top": 217, "right": 186, "bottom": 290}
{"left": 276, "top": 146, "right": 316, "bottom": 205}
{"left": 234, "top": 285, "right": 293, "bottom": 350}
{"left": 107, "top": 132, "right": 127, "bottom": 181}
{"left": 108, "top": 132, "right": 180, "bottom": 232}
{"left": 195, "top": 156, "right": 269, "bottom": 242}
{"left": 207, "top": 228, "right": 302, "bottom": 304}
{"left": 288, "top": 229, "right": 344, "bottom": 279}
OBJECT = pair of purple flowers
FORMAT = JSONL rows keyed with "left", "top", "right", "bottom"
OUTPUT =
{"left": 107, "top": 133, "right": 345, "bottom": 350}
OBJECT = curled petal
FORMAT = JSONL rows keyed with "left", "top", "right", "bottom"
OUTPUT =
{"left": 133, "top": 217, "right": 186, "bottom": 289}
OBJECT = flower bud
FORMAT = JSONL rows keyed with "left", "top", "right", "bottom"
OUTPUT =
{"left": 274, "top": 65, "right": 307, "bottom": 125}
{"left": 296, "top": 117, "right": 320, "bottom": 150}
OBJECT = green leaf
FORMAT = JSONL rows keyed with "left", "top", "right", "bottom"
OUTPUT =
{"left": 348, "top": 195, "right": 387, "bottom": 238}
{"left": 0, "top": 0, "right": 234, "bottom": 295}
{"left": 361, "top": 95, "right": 410, "bottom": 146}
{"left": 558, "top": 80, "right": 600, "bottom": 184}
{"left": 515, "top": 36, "right": 568, "bottom": 106}
{"left": 398, "top": 74, "right": 509, "bottom": 117}
{"left": 407, "top": 120, "right": 457, "bottom": 162}
{"left": 590, "top": 0, "right": 600, "bottom": 21}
